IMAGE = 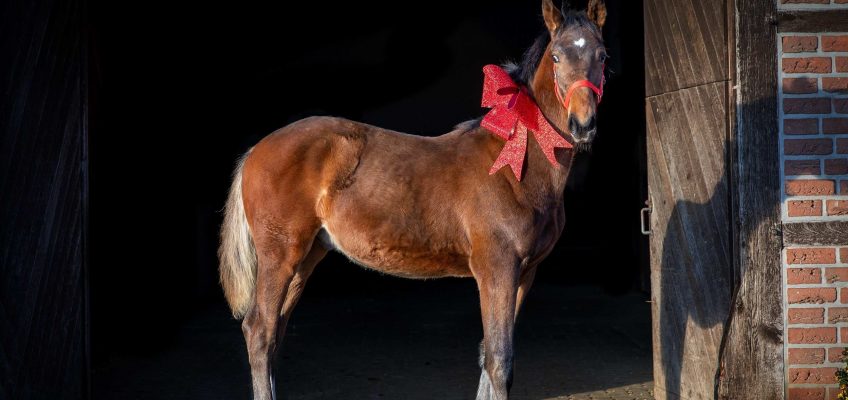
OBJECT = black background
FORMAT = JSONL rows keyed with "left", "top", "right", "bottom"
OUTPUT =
{"left": 89, "top": 0, "right": 646, "bottom": 369}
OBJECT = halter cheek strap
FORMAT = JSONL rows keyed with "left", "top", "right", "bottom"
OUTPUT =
{"left": 553, "top": 64, "right": 605, "bottom": 112}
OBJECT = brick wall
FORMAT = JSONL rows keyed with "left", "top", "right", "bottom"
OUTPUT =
{"left": 780, "top": 13, "right": 848, "bottom": 397}
{"left": 780, "top": 0, "right": 848, "bottom": 9}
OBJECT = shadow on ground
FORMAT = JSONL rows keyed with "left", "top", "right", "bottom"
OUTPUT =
{"left": 93, "top": 275, "right": 652, "bottom": 400}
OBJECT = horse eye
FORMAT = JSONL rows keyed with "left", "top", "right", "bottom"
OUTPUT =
{"left": 552, "top": 55, "right": 560, "bottom": 63}
{"left": 599, "top": 53, "right": 608, "bottom": 63}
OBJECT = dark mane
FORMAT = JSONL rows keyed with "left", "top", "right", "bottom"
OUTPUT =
{"left": 504, "top": 10, "right": 598, "bottom": 86}
{"left": 505, "top": 32, "right": 550, "bottom": 86}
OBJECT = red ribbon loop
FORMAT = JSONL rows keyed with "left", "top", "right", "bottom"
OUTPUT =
{"left": 480, "top": 65, "right": 571, "bottom": 181}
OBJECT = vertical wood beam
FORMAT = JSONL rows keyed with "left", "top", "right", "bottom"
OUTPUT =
{"left": 717, "top": 0, "right": 784, "bottom": 397}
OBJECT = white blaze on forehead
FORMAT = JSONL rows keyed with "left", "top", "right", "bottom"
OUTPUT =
{"left": 574, "top": 38, "right": 586, "bottom": 47}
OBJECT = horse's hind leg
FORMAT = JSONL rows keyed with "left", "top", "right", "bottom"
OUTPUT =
{"left": 277, "top": 242, "right": 327, "bottom": 341}
{"left": 242, "top": 231, "right": 319, "bottom": 400}
{"left": 514, "top": 265, "right": 537, "bottom": 320}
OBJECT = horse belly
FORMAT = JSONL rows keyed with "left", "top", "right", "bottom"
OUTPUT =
{"left": 318, "top": 225, "right": 471, "bottom": 279}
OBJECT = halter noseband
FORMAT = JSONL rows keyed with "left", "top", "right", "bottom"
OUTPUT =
{"left": 553, "top": 64, "right": 605, "bottom": 112}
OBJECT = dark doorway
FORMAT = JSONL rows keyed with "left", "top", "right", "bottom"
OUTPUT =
{"left": 89, "top": 0, "right": 650, "bottom": 398}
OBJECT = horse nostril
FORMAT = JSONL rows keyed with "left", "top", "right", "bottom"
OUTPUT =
{"left": 568, "top": 115, "right": 579, "bottom": 134}
{"left": 568, "top": 115, "right": 596, "bottom": 140}
{"left": 584, "top": 115, "right": 596, "bottom": 132}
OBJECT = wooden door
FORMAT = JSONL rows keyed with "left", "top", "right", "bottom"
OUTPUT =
{"left": 0, "top": 0, "right": 88, "bottom": 398}
{"left": 644, "top": 1, "right": 733, "bottom": 398}
{"left": 644, "top": 0, "right": 784, "bottom": 397}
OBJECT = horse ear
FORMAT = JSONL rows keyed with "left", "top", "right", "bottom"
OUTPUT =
{"left": 542, "top": 0, "right": 563, "bottom": 33}
{"left": 587, "top": 0, "right": 607, "bottom": 30}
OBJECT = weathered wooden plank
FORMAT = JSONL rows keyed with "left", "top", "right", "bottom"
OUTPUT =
{"left": 644, "top": 0, "right": 728, "bottom": 97}
{"left": 647, "top": 81, "right": 731, "bottom": 400}
{"left": 783, "top": 221, "right": 848, "bottom": 246}
{"left": 716, "top": 0, "right": 783, "bottom": 397}
{"left": 0, "top": 0, "right": 88, "bottom": 398}
{"left": 778, "top": 10, "right": 848, "bottom": 33}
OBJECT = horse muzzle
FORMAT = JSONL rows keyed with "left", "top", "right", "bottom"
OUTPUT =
{"left": 568, "top": 114, "right": 596, "bottom": 145}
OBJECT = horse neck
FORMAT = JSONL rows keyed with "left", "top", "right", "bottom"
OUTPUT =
{"left": 516, "top": 46, "right": 575, "bottom": 203}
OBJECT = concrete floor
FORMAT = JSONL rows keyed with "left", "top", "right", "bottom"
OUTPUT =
{"left": 93, "top": 280, "right": 653, "bottom": 400}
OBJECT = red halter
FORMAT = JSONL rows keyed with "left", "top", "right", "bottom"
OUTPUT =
{"left": 553, "top": 64, "right": 605, "bottom": 112}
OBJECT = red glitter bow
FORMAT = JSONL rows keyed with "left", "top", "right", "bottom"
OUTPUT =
{"left": 481, "top": 64, "right": 571, "bottom": 181}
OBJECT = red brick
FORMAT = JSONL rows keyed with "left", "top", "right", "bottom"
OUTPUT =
{"left": 830, "top": 308, "right": 848, "bottom": 324}
{"left": 842, "top": 248, "right": 848, "bottom": 263}
{"left": 785, "top": 98, "right": 832, "bottom": 114}
{"left": 838, "top": 57, "right": 848, "bottom": 73}
{"left": 787, "top": 199, "right": 823, "bottom": 216}
{"left": 789, "top": 267, "right": 823, "bottom": 283}
{"left": 787, "top": 160, "right": 823, "bottom": 176}
{"left": 823, "top": 78, "right": 848, "bottom": 94}
{"left": 828, "top": 200, "right": 848, "bottom": 216}
{"left": 827, "top": 268, "right": 848, "bottom": 283}
{"left": 786, "top": 180, "right": 836, "bottom": 196}
{"left": 789, "top": 348, "right": 826, "bottom": 365}
{"left": 823, "top": 35, "right": 848, "bottom": 52}
{"left": 789, "top": 327, "right": 837, "bottom": 343}
{"left": 788, "top": 248, "right": 838, "bottom": 264}
{"left": 825, "top": 159, "right": 848, "bottom": 175}
{"left": 788, "top": 288, "right": 838, "bottom": 304}
{"left": 789, "top": 367, "right": 838, "bottom": 384}
{"left": 843, "top": 287, "right": 848, "bottom": 303}
{"left": 785, "top": 77, "right": 819, "bottom": 94}
{"left": 788, "top": 200, "right": 823, "bottom": 217}
{"left": 789, "top": 307, "right": 825, "bottom": 324}
{"left": 842, "top": 181, "right": 848, "bottom": 194}
{"left": 843, "top": 327, "right": 848, "bottom": 342}
{"left": 785, "top": 118, "right": 819, "bottom": 135}
{"left": 828, "top": 387, "right": 843, "bottom": 400}
{"left": 828, "top": 347, "right": 848, "bottom": 363}
{"left": 783, "top": 36, "right": 819, "bottom": 53}
{"left": 783, "top": 57, "right": 832, "bottom": 74}
{"left": 785, "top": 139, "right": 833, "bottom": 155}
{"left": 787, "top": 387, "right": 825, "bottom": 400}
{"left": 824, "top": 118, "right": 848, "bottom": 134}
{"left": 838, "top": 138, "right": 848, "bottom": 154}
{"left": 837, "top": 99, "right": 848, "bottom": 114}
{"left": 786, "top": 160, "right": 822, "bottom": 176}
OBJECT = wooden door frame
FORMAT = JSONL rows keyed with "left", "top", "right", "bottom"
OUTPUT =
{"left": 717, "top": 0, "right": 784, "bottom": 398}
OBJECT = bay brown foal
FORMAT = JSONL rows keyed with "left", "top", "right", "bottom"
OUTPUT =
{"left": 219, "top": 1, "right": 607, "bottom": 398}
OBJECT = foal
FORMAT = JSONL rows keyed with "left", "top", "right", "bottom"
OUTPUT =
{"left": 219, "top": 1, "right": 607, "bottom": 399}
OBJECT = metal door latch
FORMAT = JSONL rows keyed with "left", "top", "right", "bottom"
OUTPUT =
{"left": 640, "top": 206, "right": 651, "bottom": 235}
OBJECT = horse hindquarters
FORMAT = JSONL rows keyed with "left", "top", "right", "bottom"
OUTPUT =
{"left": 222, "top": 118, "right": 359, "bottom": 399}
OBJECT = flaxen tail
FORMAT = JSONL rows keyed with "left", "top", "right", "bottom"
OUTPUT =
{"left": 219, "top": 151, "right": 256, "bottom": 319}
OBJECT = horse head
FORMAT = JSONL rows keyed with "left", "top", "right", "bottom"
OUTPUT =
{"left": 542, "top": 0, "right": 607, "bottom": 149}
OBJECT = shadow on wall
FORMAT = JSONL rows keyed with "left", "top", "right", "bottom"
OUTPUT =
{"left": 651, "top": 88, "right": 780, "bottom": 397}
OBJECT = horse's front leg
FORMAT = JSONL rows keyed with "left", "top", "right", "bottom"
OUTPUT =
{"left": 472, "top": 248, "right": 521, "bottom": 400}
